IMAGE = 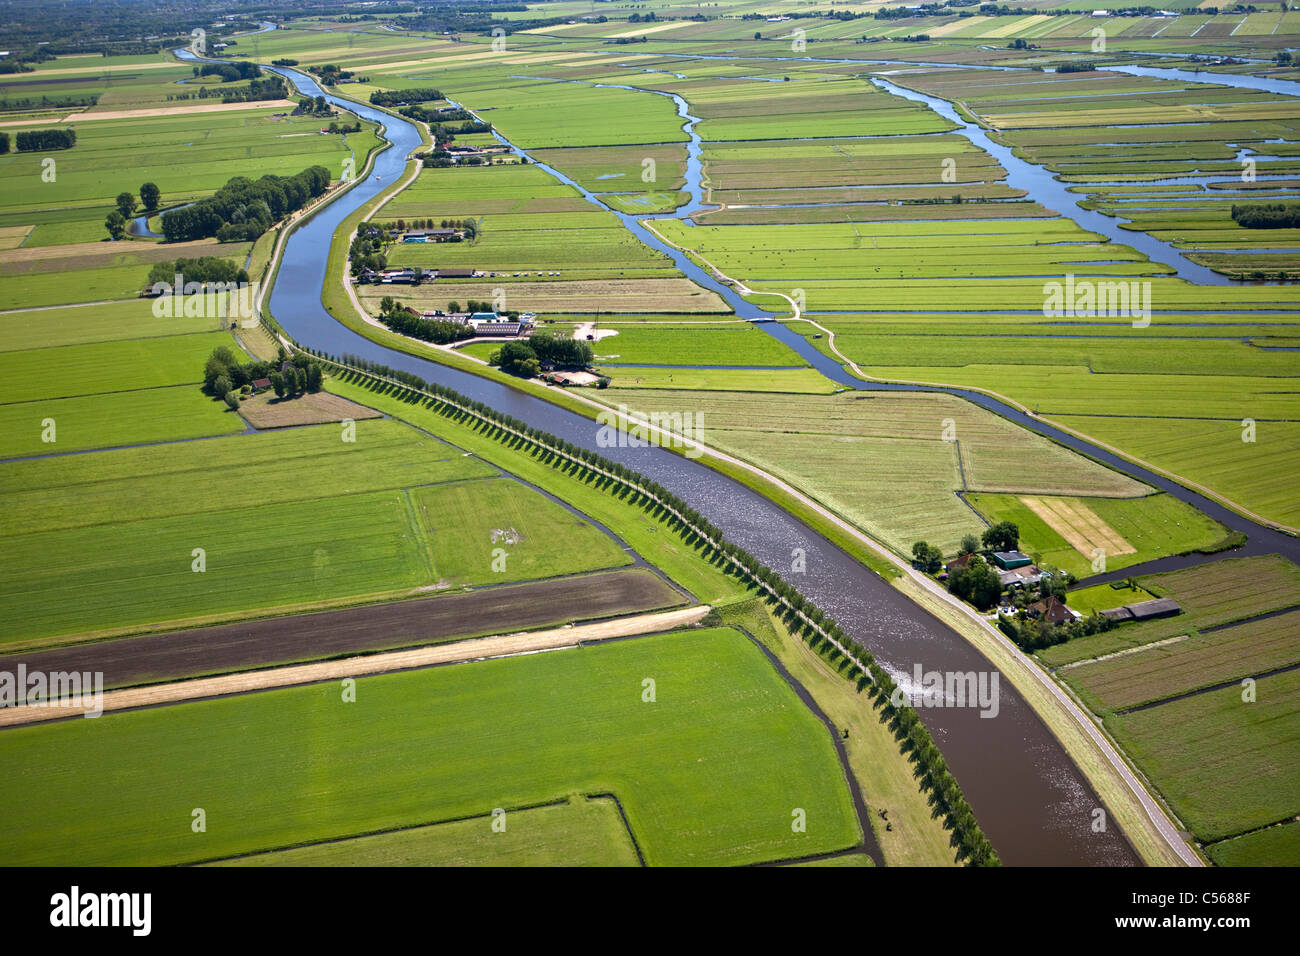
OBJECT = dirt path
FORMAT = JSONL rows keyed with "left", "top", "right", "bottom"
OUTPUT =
{"left": 0, "top": 606, "right": 709, "bottom": 728}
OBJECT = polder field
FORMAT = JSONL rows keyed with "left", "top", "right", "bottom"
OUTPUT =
{"left": 4, "top": 3, "right": 1300, "bottom": 874}
{"left": 0, "top": 627, "right": 863, "bottom": 867}
{"left": 585, "top": 386, "right": 1233, "bottom": 562}
{"left": 1032, "top": 555, "right": 1300, "bottom": 864}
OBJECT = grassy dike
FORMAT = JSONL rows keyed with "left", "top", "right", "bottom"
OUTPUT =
{"left": 258, "top": 83, "right": 1184, "bottom": 867}
{"left": 324, "top": 372, "right": 960, "bottom": 866}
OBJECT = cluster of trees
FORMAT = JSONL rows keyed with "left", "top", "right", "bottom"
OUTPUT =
{"left": 613, "top": 36, "right": 650, "bottom": 45}
{"left": 490, "top": 330, "right": 593, "bottom": 377}
{"left": 349, "top": 227, "right": 387, "bottom": 276}
{"left": 195, "top": 62, "right": 261, "bottom": 83}
{"left": 105, "top": 185, "right": 156, "bottom": 238}
{"left": 203, "top": 346, "right": 322, "bottom": 409}
{"left": 218, "top": 76, "right": 288, "bottom": 104}
{"left": 627, "top": 11, "right": 657, "bottom": 21}
{"left": 14, "top": 128, "right": 76, "bottom": 152}
{"left": 1277, "top": 51, "right": 1293, "bottom": 66}
{"left": 910, "top": 523, "right": 1020, "bottom": 610}
{"left": 147, "top": 256, "right": 249, "bottom": 288}
{"left": 1055, "top": 62, "right": 1097, "bottom": 74}
{"left": 376, "top": 297, "right": 475, "bottom": 345}
{"left": 160, "top": 166, "right": 330, "bottom": 242}
{"left": 948, "top": 555, "right": 1003, "bottom": 610}
{"left": 370, "top": 87, "right": 442, "bottom": 106}
{"left": 981, "top": 521, "right": 1019, "bottom": 552}
{"left": 492, "top": 340, "right": 542, "bottom": 377}
{"left": 305, "top": 345, "right": 999, "bottom": 867}
{"left": 420, "top": 149, "right": 501, "bottom": 168}
{"left": 0, "top": 133, "right": 7, "bottom": 155}
{"left": 999, "top": 608, "right": 1112, "bottom": 652}
{"left": 271, "top": 58, "right": 299, "bottom": 67}
{"left": 308, "top": 64, "right": 361, "bottom": 86}
{"left": 398, "top": 103, "right": 471, "bottom": 124}
{"left": 1007, "top": 37, "right": 1038, "bottom": 50}
{"left": 295, "top": 95, "right": 333, "bottom": 116}
{"left": 1232, "top": 202, "right": 1300, "bottom": 229}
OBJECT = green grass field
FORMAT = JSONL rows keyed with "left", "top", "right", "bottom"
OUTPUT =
{"left": 0, "top": 628, "right": 861, "bottom": 866}
{"left": 0, "top": 417, "right": 633, "bottom": 644}
{"left": 1207, "top": 822, "right": 1300, "bottom": 867}
{"left": 210, "top": 797, "right": 641, "bottom": 867}
{"left": 967, "top": 491, "right": 1230, "bottom": 578}
{"left": 595, "top": 388, "right": 1149, "bottom": 555}
{"left": 1107, "top": 666, "right": 1300, "bottom": 845}
{"left": 1042, "top": 555, "right": 1300, "bottom": 668}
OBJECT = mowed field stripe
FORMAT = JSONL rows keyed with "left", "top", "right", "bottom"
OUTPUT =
{"left": 1020, "top": 495, "right": 1136, "bottom": 557}
{"left": 0, "top": 605, "right": 710, "bottom": 727}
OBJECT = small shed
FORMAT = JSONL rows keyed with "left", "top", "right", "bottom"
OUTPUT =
{"left": 251, "top": 377, "right": 272, "bottom": 393}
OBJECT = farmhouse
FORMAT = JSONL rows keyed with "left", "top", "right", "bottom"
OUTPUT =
{"left": 945, "top": 553, "right": 975, "bottom": 575}
{"left": 1026, "top": 595, "right": 1079, "bottom": 626}
{"left": 250, "top": 377, "right": 272, "bottom": 393}
{"left": 998, "top": 564, "right": 1045, "bottom": 589}
{"left": 402, "top": 228, "right": 462, "bottom": 243}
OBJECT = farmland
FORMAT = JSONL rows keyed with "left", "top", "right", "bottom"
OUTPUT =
{"left": 1108, "top": 667, "right": 1300, "bottom": 845}
{"left": 3, "top": 0, "right": 1299, "bottom": 875}
{"left": 211, "top": 797, "right": 643, "bottom": 867}
{"left": 590, "top": 388, "right": 1160, "bottom": 555}
{"left": 1031, "top": 554, "right": 1300, "bottom": 863}
{"left": 0, "top": 417, "right": 643, "bottom": 645}
{"left": 967, "top": 491, "right": 1230, "bottom": 577}
{"left": 0, "top": 628, "right": 862, "bottom": 866}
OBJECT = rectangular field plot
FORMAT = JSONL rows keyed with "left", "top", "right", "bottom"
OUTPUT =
{"left": 0, "top": 331, "right": 233, "bottom": 404}
{"left": 0, "top": 568, "right": 686, "bottom": 688}
{"left": 0, "top": 384, "right": 246, "bottom": 459}
{"left": 0, "top": 418, "right": 635, "bottom": 644}
{"left": 0, "top": 299, "right": 227, "bottom": 352}
{"left": 1107, "top": 666, "right": 1300, "bottom": 843}
{"left": 409, "top": 477, "right": 634, "bottom": 586}
{"left": 1068, "top": 609, "right": 1300, "bottom": 712}
{"left": 0, "top": 418, "right": 492, "bottom": 537}
{"left": 210, "top": 797, "right": 641, "bottom": 867}
{"left": 1040, "top": 555, "right": 1300, "bottom": 667}
{"left": 599, "top": 389, "right": 1148, "bottom": 554}
{"left": 0, "top": 628, "right": 861, "bottom": 866}
{"left": 967, "top": 491, "right": 1230, "bottom": 578}
{"left": 1207, "top": 821, "right": 1300, "bottom": 867}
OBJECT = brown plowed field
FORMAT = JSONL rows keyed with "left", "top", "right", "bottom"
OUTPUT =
{"left": 0, "top": 568, "right": 685, "bottom": 689}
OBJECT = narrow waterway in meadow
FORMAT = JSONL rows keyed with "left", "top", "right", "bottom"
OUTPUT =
{"left": 185, "top": 46, "right": 1300, "bottom": 865}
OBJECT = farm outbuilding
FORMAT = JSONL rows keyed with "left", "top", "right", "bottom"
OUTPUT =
{"left": 992, "top": 551, "right": 1034, "bottom": 570}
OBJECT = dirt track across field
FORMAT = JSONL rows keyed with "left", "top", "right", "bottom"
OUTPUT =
{"left": 0, "top": 605, "right": 709, "bottom": 727}
{"left": 0, "top": 568, "right": 685, "bottom": 690}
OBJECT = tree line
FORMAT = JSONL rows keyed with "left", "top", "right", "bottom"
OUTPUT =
{"left": 302, "top": 346, "right": 1000, "bottom": 867}
{"left": 13, "top": 128, "right": 76, "bottom": 152}
{"left": 376, "top": 297, "right": 475, "bottom": 345}
{"left": 1232, "top": 202, "right": 1300, "bottom": 229}
{"left": 160, "top": 166, "right": 330, "bottom": 242}
{"left": 370, "top": 87, "right": 443, "bottom": 106}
